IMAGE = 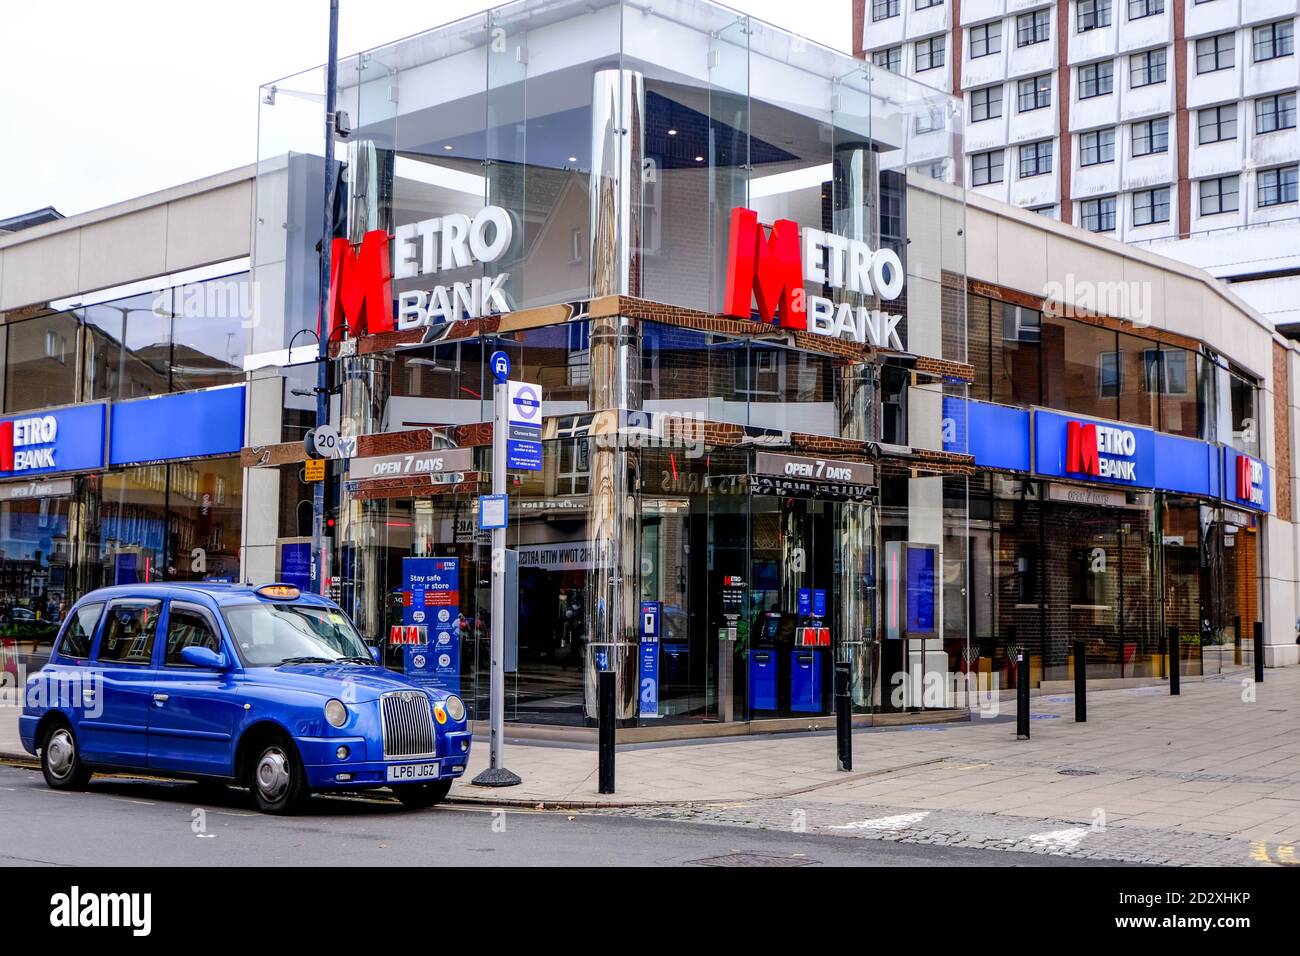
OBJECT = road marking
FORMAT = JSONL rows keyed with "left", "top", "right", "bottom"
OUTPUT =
{"left": 1024, "top": 827, "right": 1089, "bottom": 851}
{"left": 828, "top": 811, "right": 930, "bottom": 831}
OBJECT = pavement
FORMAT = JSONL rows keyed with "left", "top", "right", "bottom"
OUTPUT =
{"left": 4, "top": 664, "right": 1300, "bottom": 866}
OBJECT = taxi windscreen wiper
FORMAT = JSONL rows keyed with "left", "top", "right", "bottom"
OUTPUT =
{"left": 277, "top": 656, "right": 338, "bottom": 665}
{"left": 335, "top": 656, "right": 374, "bottom": 664}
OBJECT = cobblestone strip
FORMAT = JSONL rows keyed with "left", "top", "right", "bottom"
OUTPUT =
{"left": 593, "top": 799, "right": 1270, "bottom": 867}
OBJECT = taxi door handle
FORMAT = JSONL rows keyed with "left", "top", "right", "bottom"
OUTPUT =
{"left": 152, "top": 693, "right": 169, "bottom": 704}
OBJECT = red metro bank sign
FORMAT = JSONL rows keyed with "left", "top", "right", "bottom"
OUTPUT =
{"left": 1065, "top": 420, "right": 1140, "bottom": 482}
{"left": 722, "top": 207, "right": 906, "bottom": 350}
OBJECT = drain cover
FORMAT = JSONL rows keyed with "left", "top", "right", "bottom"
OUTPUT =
{"left": 1058, "top": 768, "right": 1098, "bottom": 776}
{"left": 689, "top": 852, "right": 815, "bottom": 868}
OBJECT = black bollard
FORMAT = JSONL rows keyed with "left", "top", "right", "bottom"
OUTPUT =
{"left": 1254, "top": 621, "right": 1265, "bottom": 684}
{"left": 1016, "top": 653, "right": 1030, "bottom": 739}
{"left": 835, "top": 662, "right": 852, "bottom": 771}
{"left": 1073, "top": 640, "right": 1086, "bottom": 722}
{"left": 1168, "top": 625, "right": 1180, "bottom": 696}
{"left": 597, "top": 669, "right": 615, "bottom": 794}
{"left": 1234, "top": 615, "right": 1243, "bottom": 667}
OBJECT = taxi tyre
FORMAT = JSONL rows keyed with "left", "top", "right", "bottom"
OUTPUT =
{"left": 249, "top": 735, "right": 310, "bottom": 814}
{"left": 392, "top": 779, "right": 453, "bottom": 809}
{"left": 40, "top": 717, "right": 92, "bottom": 791}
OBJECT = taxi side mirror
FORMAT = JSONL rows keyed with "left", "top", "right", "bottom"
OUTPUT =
{"left": 369, "top": 645, "right": 381, "bottom": 664}
{"left": 180, "top": 646, "right": 227, "bottom": 670}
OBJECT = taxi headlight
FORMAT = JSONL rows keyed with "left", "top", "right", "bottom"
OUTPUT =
{"left": 444, "top": 695, "right": 466, "bottom": 722}
{"left": 324, "top": 698, "right": 348, "bottom": 728}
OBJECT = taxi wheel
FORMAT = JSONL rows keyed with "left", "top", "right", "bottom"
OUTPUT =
{"left": 41, "top": 721, "right": 91, "bottom": 791}
{"left": 249, "top": 739, "right": 309, "bottom": 814}
{"left": 393, "top": 779, "right": 452, "bottom": 809}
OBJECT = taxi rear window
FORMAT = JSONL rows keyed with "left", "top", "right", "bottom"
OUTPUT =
{"left": 57, "top": 603, "right": 104, "bottom": 659}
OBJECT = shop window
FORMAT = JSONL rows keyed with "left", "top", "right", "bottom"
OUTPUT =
{"left": 1230, "top": 372, "right": 1259, "bottom": 455}
{"left": 993, "top": 303, "right": 1041, "bottom": 406}
{"left": 735, "top": 347, "right": 782, "bottom": 397}
{"left": 1153, "top": 347, "right": 1199, "bottom": 438}
{"left": 1043, "top": 314, "right": 1118, "bottom": 418}
{"left": 4, "top": 312, "right": 80, "bottom": 412}
{"left": 83, "top": 291, "right": 172, "bottom": 402}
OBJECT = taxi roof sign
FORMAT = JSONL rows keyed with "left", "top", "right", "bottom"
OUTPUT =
{"left": 255, "top": 583, "right": 302, "bottom": 600}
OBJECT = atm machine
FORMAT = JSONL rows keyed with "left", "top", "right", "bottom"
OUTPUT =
{"left": 792, "top": 588, "right": 831, "bottom": 713}
{"left": 748, "top": 612, "right": 783, "bottom": 712}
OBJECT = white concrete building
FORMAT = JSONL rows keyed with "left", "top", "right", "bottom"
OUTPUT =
{"left": 854, "top": 0, "right": 1300, "bottom": 324}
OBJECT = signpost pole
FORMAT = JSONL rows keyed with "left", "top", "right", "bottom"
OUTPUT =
{"left": 473, "top": 361, "right": 521, "bottom": 787}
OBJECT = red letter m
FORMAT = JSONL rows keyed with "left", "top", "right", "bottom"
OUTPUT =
{"left": 1066, "top": 421, "right": 1100, "bottom": 476}
{"left": 722, "top": 207, "right": 807, "bottom": 330}
{"left": 327, "top": 230, "right": 394, "bottom": 339}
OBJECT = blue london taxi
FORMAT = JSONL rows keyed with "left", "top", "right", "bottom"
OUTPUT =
{"left": 19, "top": 582, "right": 471, "bottom": 814}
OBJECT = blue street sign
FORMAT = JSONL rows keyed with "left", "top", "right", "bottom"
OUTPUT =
{"left": 490, "top": 350, "right": 511, "bottom": 384}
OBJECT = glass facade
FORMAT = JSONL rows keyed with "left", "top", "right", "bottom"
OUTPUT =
{"left": 0, "top": 270, "right": 250, "bottom": 657}
{"left": 253, "top": 0, "right": 970, "bottom": 727}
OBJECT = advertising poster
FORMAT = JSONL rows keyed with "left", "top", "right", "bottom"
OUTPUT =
{"left": 401, "top": 557, "right": 460, "bottom": 694}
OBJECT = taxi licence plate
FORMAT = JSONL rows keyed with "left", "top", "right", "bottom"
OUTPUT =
{"left": 387, "top": 762, "right": 441, "bottom": 782}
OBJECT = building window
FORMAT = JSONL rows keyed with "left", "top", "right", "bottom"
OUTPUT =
{"left": 1258, "top": 166, "right": 1299, "bottom": 208}
{"left": 1132, "top": 186, "right": 1171, "bottom": 225}
{"left": 915, "top": 36, "right": 945, "bottom": 71}
{"left": 1132, "top": 117, "right": 1169, "bottom": 156}
{"left": 915, "top": 0, "right": 943, "bottom": 8}
{"left": 1196, "top": 33, "right": 1234, "bottom": 73}
{"left": 914, "top": 107, "right": 945, "bottom": 133}
{"left": 1079, "top": 61, "right": 1114, "bottom": 99}
{"left": 1081, "top": 196, "right": 1117, "bottom": 232}
{"left": 973, "top": 150, "right": 1005, "bottom": 186}
{"left": 1130, "top": 48, "right": 1167, "bottom": 87}
{"left": 1253, "top": 20, "right": 1294, "bottom": 62}
{"left": 872, "top": 0, "right": 899, "bottom": 21}
{"left": 1080, "top": 127, "right": 1116, "bottom": 165}
{"left": 1143, "top": 349, "right": 1189, "bottom": 395}
{"left": 971, "top": 85, "right": 1003, "bottom": 122}
{"left": 556, "top": 439, "right": 590, "bottom": 496}
{"left": 970, "top": 22, "right": 1001, "bottom": 58}
{"left": 1128, "top": 0, "right": 1163, "bottom": 19}
{"left": 1077, "top": 0, "right": 1112, "bottom": 33}
{"left": 1098, "top": 351, "right": 1122, "bottom": 398}
{"left": 1031, "top": 205, "right": 1057, "bottom": 218}
{"left": 1018, "top": 74, "right": 1052, "bottom": 112}
{"left": 873, "top": 46, "right": 902, "bottom": 72}
{"left": 1018, "top": 140, "right": 1053, "bottom": 177}
{"left": 1017, "top": 9, "right": 1051, "bottom": 46}
{"left": 1199, "top": 175, "right": 1239, "bottom": 215}
{"left": 1197, "top": 103, "right": 1236, "bottom": 144}
{"left": 1257, "top": 93, "right": 1297, "bottom": 134}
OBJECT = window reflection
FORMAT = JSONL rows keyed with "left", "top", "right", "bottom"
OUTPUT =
{"left": 4, "top": 313, "right": 79, "bottom": 412}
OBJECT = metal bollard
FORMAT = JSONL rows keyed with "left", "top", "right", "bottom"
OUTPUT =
{"left": 1073, "top": 640, "right": 1086, "bottom": 722}
{"left": 597, "top": 670, "right": 615, "bottom": 794}
{"left": 1016, "top": 653, "right": 1030, "bottom": 739}
{"left": 1254, "top": 621, "right": 1265, "bottom": 684}
{"left": 1234, "top": 615, "right": 1243, "bottom": 667}
{"left": 1168, "top": 625, "right": 1180, "bottom": 696}
{"left": 834, "top": 661, "right": 852, "bottom": 772}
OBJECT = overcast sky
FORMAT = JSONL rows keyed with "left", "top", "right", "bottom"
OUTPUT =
{"left": 0, "top": 0, "right": 850, "bottom": 220}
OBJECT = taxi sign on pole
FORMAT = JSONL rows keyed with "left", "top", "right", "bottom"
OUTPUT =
{"left": 490, "top": 350, "right": 511, "bottom": 384}
{"left": 505, "top": 380, "right": 543, "bottom": 471}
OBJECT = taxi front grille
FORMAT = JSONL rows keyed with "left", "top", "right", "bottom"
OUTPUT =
{"left": 380, "top": 692, "right": 437, "bottom": 759}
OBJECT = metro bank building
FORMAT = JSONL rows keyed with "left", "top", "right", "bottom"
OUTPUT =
{"left": 2, "top": 0, "right": 1290, "bottom": 736}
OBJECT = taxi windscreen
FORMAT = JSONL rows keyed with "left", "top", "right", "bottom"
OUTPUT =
{"left": 222, "top": 602, "right": 372, "bottom": 667}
